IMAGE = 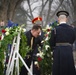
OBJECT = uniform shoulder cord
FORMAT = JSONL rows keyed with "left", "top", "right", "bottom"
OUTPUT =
{"left": 31, "top": 37, "right": 34, "bottom": 49}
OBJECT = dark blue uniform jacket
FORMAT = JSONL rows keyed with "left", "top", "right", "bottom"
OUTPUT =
{"left": 49, "top": 23, "right": 76, "bottom": 75}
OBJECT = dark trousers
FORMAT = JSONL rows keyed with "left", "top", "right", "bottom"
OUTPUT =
{"left": 20, "top": 55, "right": 41, "bottom": 75}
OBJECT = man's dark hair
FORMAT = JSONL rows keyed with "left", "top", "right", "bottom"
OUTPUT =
{"left": 32, "top": 24, "right": 42, "bottom": 30}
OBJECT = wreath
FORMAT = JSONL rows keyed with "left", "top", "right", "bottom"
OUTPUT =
{"left": 34, "top": 21, "right": 58, "bottom": 75}
{"left": 0, "top": 21, "right": 58, "bottom": 75}
{"left": 0, "top": 23, "right": 30, "bottom": 75}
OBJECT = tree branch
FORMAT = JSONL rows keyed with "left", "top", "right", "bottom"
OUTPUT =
{"left": 26, "top": 0, "right": 33, "bottom": 20}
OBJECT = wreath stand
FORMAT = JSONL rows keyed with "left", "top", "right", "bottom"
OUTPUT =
{"left": 6, "top": 33, "right": 33, "bottom": 75}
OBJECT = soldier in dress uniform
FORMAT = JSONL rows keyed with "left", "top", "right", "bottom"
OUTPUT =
{"left": 49, "top": 10, "right": 76, "bottom": 75}
{"left": 32, "top": 16, "right": 42, "bottom": 25}
{"left": 32, "top": 16, "right": 44, "bottom": 49}
{"left": 32, "top": 17, "right": 44, "bottom": 75}
{"left": 20, "top": 25, "right": 42, "bottom": 75}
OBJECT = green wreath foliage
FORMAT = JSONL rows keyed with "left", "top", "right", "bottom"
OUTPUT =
{"left": 19, "top": 32, "right": 30, "bottom": 70}
{"left": 0, "top": 25, "right": 30, "bottom": 75}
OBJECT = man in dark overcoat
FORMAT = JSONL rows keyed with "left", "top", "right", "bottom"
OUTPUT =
{"left": 20, "top": 25, "right": 42, "bottom": 75}
{"left": 49, "top": 10, "right": 76, "bottom": 75}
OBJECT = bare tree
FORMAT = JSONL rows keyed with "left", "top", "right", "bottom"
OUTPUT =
{"left": 71, "top": 0, "right": 76, "bottom": 26}
{"left": 0, "top": 0, "right": 75, "bottom": 27}
{"left": 45, "top": 0, "right": 53, "bottom": 26}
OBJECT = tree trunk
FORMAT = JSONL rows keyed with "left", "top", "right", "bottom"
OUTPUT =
{"left": 0, "top": 0, "right": 8, "bottom": 23}
{"left": 0, "top": 0, "right": 23, "bottom": 25}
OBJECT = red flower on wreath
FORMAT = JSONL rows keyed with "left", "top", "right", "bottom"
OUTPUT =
{"left": 47, "top": 29, "right": 51, "bottom": 32}
{"left": 37, "top": 57, "right": 42, "bottom": 62}
{"left": 2, "top": 29, "right": 6, "bottom": 33}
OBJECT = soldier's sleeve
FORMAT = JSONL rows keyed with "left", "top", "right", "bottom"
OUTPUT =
{"left": 74, "top": 27, "right": 76, "bottom": 40}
